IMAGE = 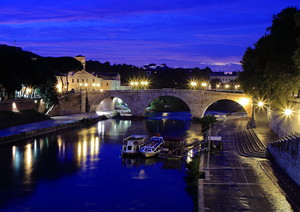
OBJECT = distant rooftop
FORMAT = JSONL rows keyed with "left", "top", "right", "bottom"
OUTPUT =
{"left": 210, "top": 71, "right": 238, "bottom": 76}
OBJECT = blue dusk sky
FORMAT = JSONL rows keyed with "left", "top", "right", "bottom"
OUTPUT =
{"left": 0, "top": 0, "right": 299, "bottom": 71}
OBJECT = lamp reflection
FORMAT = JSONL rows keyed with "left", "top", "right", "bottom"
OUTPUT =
{"left": 76, "top": 135, "right": 101, "bottom": 169}
{"left": 24, "top": 143, "right": 33, "bottom": 184}
{"left": 12, "top": 146, "right": 21, "bottom": 171}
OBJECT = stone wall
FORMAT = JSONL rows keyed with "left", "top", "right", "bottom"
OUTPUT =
{"left": 47, "top": 92, "right": 84, "bottom": 116}
{"left": 0, "top": 99, "right": 45, "bottom": 113}
{"left": 269, "top": 100, "right": 300, "bottom": 137}
{"left": 268, "top": 138, "right": 300, "bottom": 186}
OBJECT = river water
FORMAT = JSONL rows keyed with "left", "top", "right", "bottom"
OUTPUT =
{"left": 0, "top": 115, "right": 203, "bottom": 211}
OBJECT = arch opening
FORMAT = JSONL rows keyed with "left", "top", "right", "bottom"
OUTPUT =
{"left": 204, "top": 99, "right": 248, "bottom": 119}
{"left": 95, "top": 97, "right": 131, "bottom": 116}
{"left": 145, "top": 96, "right": 192, "bottom": 120}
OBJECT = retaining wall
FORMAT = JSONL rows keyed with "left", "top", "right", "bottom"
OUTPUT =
{"left": 268, "top": 139, "right": 300, "bottom": 186}
{"left": 0, "top": 99, "right": 45, "bottom": 113}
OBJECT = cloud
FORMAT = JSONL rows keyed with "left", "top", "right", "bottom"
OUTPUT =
{"left": 0, "top": 0, "right": 299, "bottom": 68}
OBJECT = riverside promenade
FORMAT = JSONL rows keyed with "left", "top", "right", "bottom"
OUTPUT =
{"left": 198, "top": 114, "right": 300, "bottom": 212}
{"left": 0, "top": 113, "right": 101, "bottom": 143}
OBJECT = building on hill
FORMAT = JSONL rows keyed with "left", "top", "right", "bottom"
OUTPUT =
{"left": 209, "top": 72, "right": 238, "bottom": 84}
{"left": 56, "top": 56, "right": 121, "bottom": 92}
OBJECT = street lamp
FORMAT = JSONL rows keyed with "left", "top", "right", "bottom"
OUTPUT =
{"left": 284, "top": 108, "right": 293, "bottom": 116}
{"left": 257, "top": 101, "right": 264, "bottom": 107}
{"left": 190, "top": 81, "right": 198, "bottom": 90}
{"left": 201, "top": 82, "right": 207, "bottom": 91}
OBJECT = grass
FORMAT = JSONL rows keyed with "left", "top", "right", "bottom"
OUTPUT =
{"left": 0, "top": 109, "right": 51, "bottom": 129}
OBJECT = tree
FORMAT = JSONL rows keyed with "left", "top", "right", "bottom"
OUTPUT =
{"left": 239, "top": 7, "right": 300, "bottom": 108}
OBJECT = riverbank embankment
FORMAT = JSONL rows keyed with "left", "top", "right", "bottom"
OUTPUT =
{"left": 0, "top": 113, "right": 107, "bottom": 145}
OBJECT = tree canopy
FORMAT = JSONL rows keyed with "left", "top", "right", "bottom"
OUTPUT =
{"left": 0, "top": 44, "right": 83, "bottom": 106}
{"left": 86, "top": 60, "right": 212, "bottom": 88}
{"left": 239, "top": 7, "right": 300, "bottom": 108}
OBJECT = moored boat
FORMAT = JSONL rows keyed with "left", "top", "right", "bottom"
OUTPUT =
{"left": 139, "top": 135, "right": 165, "bottom": 158}
{"left": 121, "top": 135, "right": 147, "bottom": 156}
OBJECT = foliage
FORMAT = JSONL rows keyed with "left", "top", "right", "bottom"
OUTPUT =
{"left": 86, "top": 60, "right": 212, "bottom": 88}
{"left": 239, "top": 7, "right": 300, "bottom": 108}
{"left": 35, "top": 77, "right": 59, "bottom": 109}
{"left": 148, "top": 96, "right": 190, "bottom": 112}
{"left": 0, "top": 44, "right": 83, "bottom": 107}
{"left": 193, "top": 115, "right": 217, "bottom": 133}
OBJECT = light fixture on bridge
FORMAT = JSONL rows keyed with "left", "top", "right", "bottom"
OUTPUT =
{"left": 189, "top": 81, "right": 198, "bottom": 90}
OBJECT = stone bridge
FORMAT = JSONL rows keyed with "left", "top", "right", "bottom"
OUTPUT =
{"left": 48, "top": 89, "right": 253, "bottom": 118}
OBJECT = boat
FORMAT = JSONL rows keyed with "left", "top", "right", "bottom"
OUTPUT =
{"left": 139, "top": 135, "right": 165, "bottom": 158}
{"left": 121, "top": 135, "right": 147, "bottom": 156}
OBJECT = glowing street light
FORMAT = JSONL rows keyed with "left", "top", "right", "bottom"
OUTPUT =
{"left": 225, "top": 84, "right": 230, "bottom": 89}
{"left": 257, "top": 101, "right": 265, "bottom": 107}
{"left": 201, "top": 82, "right": 207, "bottom": 87}
{"left": 190, "top": 81, "right": 198, "bottom": 90}
{"left": 284, "top": 108, "right": 293, "bottom": 116}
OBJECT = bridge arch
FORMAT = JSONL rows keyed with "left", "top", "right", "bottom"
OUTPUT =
{"left": 145, "top": 95, "right": 191, "bottom": 113}
{"left": 50, "top": 90, "right": 252, "bottom": 118}
{"left": 201, "top": 99, "right": 249, "bottom": 117}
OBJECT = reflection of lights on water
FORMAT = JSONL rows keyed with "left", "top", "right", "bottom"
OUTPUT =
{"left": 98, "top": 122, "right": 105, "bottom": 137}
{"left": 95, "top": 137, "right": 100, "bottom": 155}
{"left": 132, "top": 169, "right": 149, "bottom": 179}
{"left": 90, "top": 137, "right": 95, "bottom": 155}
{"left": 25, "top": 144, "right": 32, "bottom": 167}
{"left": 83, "top": 141, "right": 87, "bottom": 158}
{"left": 77, "top": 135, "right": 101, "bottom": 168}
{"left": 12, "top": 146, "right": 21, "bottom": 171}
{"left": 78, "top": 142, "right": 82, "bottom": 160}
{"left": 34, "top": 139, "right": 38, "bottom": 157}
{"left": 24, "top": 143, "right": 33, "bottom": 184}
{"left": 162, "top": 113, "right": 168, "bottom": 117}
{"left": 12, "top": 146, "right": 16, "bottom": 157}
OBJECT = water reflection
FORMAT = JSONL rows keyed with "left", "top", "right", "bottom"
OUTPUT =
{"left": 97, "top": 120, "right": 132, "bottom": 138}
{"left": 0, "top": 118, "right": 198, "bottom": 211}
{"left": 145, "top": 119, "right": 191, "bottom": 137}
{"left": 121, "top": 157, "right": 183, "bottom": 170}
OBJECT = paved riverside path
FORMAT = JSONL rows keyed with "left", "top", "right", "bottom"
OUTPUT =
{"left": 198, "top": 114, "right": 298, "bottom": 212}
{"left": 0, "top": 113, "right": 100, "bottom": 138}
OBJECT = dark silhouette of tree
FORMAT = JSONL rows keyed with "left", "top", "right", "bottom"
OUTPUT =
{"left": 239, "top": 7, "right": 300, "bottom": 108}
